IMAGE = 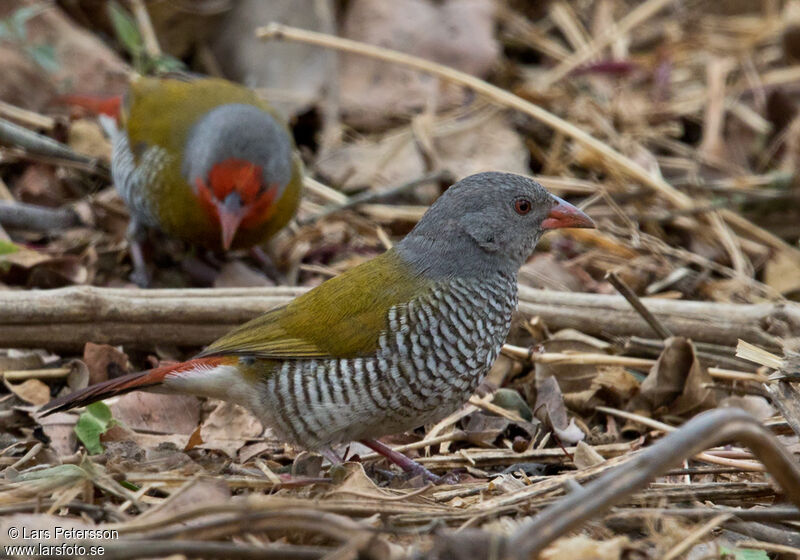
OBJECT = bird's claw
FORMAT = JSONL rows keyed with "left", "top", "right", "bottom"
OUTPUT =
{"left": 129, "top": 266, "right": 152, "bottom": 288}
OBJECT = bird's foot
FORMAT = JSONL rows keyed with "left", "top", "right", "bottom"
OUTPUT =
{"left": 129, "top": 264, "right": 151, "bottom": 288}
{"left": 127, "top": 222, "right": 151, "bottom": 287}
{"left": 359, "top": 438, "right": 449, "bottom": 485}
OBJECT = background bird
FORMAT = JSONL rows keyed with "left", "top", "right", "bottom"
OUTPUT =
{"left": 96, "top": 76, "right": 303, "bottom": 285}
{"left": 41, "top": 172, "right": 594, "bottom": 481}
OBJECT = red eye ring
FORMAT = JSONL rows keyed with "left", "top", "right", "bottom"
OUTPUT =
{"left": 514, "top": 198, "right": 532, "bottom": 215}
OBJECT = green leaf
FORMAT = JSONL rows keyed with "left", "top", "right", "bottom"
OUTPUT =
{"left": 11, "top": 463, "right": 88, "bottom": 482}
{"left": 0, "top": 20, "right": 12, "bottom": 41}
{"left": 0, "top": 240, "right": 20, "bottom": 256}
{"left": 119, "top": 480, "right": 140, "bottom": 491}
{"left": 75, "top": 401, "right": 116, "bottom": 455}
{"left": 491, "top": 388, "right": 533, "bottom": 421}
{"left": 27, "top": 43, "right": 59, "bottom": 73}
{"left": 153, "top": 53, "right": 186, "bottom": 73}
{"left": 10, "top": 5, "right": 42, "bottom": 40}
{"left": 107, "top": 0, "right": 143, "bottom": 57}
{"left": 719, "top": 545, "right": 769, "bottom": 560}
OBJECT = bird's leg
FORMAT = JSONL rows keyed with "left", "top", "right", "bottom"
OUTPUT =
{"left": 249, "top": 245, "right": 285, "bottom": 284}
{"left": 359, "top": 438, "right": 442, "bottom": 483}
{"left": 127, "top": 219, "right": 151, "bottom": 287}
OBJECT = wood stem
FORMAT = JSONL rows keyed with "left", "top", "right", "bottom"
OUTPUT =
{"left": 0, "top": 285, "right": 796, "bottom": 349}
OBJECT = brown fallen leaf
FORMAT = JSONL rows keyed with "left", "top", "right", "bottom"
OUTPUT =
{"left": 37, "top": 412, "right": 78, "bottom": 458}
{"left": 534, "top": 339, "right": 603, "bottom": 393}
{"left": 199, "top": 401, "right": 264, "bottom": 457}
{"left": 137, "top": 478, "right": 231, "bottom": 525}
{"left": 764, "top": 250, "right": 800, "bottom": 295}
{"left": 110, "top": 393, "right": 200, "bottom": 435}
{"left": 627, "top": 336, "right": 716, "bottom": 418}
{"left": 82, "top": 342, "right": 129, "bottom": 386}
{"left": 338, "top": 0, "right": 499, "bottom": 129}
{"left": 718, "top": 395, "right": 775, "bottom": 420}
{"left": 101, "top": 423, "right": 189, "bottom": 452}
{"left": 573, "top": 440, "right": 606, "bottom": 469}
{"left": 67, "top": 119, "right": 111, "bottom": 160}
{"left": 534, "top": 375, "right": 585, "bottom": 444}
{"left": 328, "top": 461, "right": 397, "bottom": 497}
{"left": 0, "top": 349, "right": 48, "bottom": 371}
{"left": 5, "top": 378, "right": 50, "bottom": 405}
{"left": 184, "top": 424, "right": 203, "bottom": 452}
{"left": 591, "top": 367, "right": 641, "bottom": 407}
{"left": 541, "top": 535, "right": 629, "bottom": 560}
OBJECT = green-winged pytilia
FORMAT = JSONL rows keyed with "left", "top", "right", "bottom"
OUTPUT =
{"left": 92, "top": 76, "right": 303, "bottom": 285}
{"left": 41, "top": 172, "right": 594, "bottom": 481}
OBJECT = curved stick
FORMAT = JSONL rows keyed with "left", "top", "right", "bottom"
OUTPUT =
{"left": 505, "top": 408, "right": 800, "bottom": 560}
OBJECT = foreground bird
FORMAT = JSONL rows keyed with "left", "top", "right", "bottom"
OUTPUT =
{"left": 103, "top": 76, "right": 303, "bottom": 284}
{"left": 41, "top": 172, "right": 594, "bottom": 480}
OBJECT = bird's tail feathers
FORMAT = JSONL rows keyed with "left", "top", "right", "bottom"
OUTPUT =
{"left": 52, "top": 94, "right": 123, "bottom": 120}
{"left": 38, "top": 358, "right": 220, "bottom": 416}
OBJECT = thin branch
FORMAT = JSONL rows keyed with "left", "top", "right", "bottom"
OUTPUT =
{"left": 0, "top": 200, "right": 81, "bottom": 231}
{"left": 606, "top": 271, "right": 672, "bottom": 339}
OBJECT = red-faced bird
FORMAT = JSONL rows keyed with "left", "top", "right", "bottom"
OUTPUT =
{"left": 104, "top": 76, "right": 303, "bottom": 284}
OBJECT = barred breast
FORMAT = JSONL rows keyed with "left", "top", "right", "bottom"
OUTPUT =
{"left": 109, "top": 126, "right": 168, "bottom": 229}
{"left": 257, "top": 273, "right": 518, "bottom": 449}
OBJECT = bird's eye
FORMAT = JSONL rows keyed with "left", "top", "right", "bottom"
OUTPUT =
{"left": 514, "top": 198, "right": 532, "bottom": 215}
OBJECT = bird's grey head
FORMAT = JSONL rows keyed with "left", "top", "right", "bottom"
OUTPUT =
{"left": 181, "top": 103, "right": 294, "bottom": 249}
{"left": 397, "top": 172, "right": 594, "bottom": 279}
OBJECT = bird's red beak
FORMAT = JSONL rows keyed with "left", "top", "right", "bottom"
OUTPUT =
{"left": 541, "top": 196, "right": 595, "bottom": 230}
{"left": 219, "top": 210, "right": 244, "bottom": 250}
{"left": 218, "top": 193, "right": 246, "bottom": 250}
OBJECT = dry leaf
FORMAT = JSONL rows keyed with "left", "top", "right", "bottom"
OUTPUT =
{"left": 5, "top": 378, "right": 50, "bottom": 405}
{"left": 184, "top": 425, "right": 203, "bottom": 452}
{"left": 591, "top": 367, "right": 641, "bottom": 407}
{"left": 199, "top": 401, "right": 264, "bottom": 457}
{"left": 573, "top": 440, "right": 606, "bottom": 469}
{"left": 339, "top": 0, "right": 499, "bottom": 129}
{"left": 82, "top": 342, "right": 128, "bottom": 386}
{"left": 138, "top": 479, "right": 231, "bottom": 524}
{"left": 534, "top": 375, "right": 585, "bottom": 444}
{"left": 67, "top": 119, "right": 111, "bottom": 160}
{"left": 628, "top": 337, "right": 716, "bottom": 417}
{"left": 764, "top": 250, "right": 800, "bottom": 295}
{"left": 38, "top": 412, "right": 78, "bottom": 458}
{"left": 534, "top": 339, "right": 603, "bottom": 393}
{"left": 110, "top": 393, "right": 200, "bottom": 435}
{"left": 718, "top": 395, "right": 775, "bottom": 420}
{"left": 541, "top": 535, "right": 629, "bottom": 560}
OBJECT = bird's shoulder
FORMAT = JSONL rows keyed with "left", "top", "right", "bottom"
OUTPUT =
{"left": 198, "top": 249, "right": 432, "bottom": 360}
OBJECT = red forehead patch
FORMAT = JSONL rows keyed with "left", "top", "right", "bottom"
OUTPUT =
{"left": 207, "top": 158, "right": 264, "bottom": 203}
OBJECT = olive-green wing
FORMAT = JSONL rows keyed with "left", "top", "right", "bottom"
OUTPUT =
{"left": 197, "top": 250, "right": 431, "bottom": 360}
{"left": 124, "top": 76, "right": 285, "bottom": 157}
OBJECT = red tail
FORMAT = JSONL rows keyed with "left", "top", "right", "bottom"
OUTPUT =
{"left": 53, "top": 94, "right": 123, "bottom": 120}
{"left": 38, "top": 358, "right": 223, "bottom": 416}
